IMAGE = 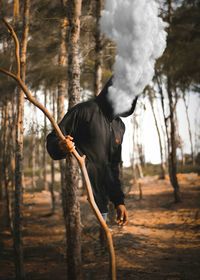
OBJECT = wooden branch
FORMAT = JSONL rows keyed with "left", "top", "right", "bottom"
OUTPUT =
{"left": 2, "top": 18, "right": 20, "bottom": 78}
{"left": 0, "top": 18, "right": 116, "bottom": 280}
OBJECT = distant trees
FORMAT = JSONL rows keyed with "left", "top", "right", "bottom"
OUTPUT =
{"left": 152, "top": 0, "right": 200, "bottom": 201}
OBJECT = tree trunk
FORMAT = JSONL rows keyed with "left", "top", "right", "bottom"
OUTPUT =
{"left": 157, "top": 73, "right": 181, "bottom": 202}
{"left": 64, "top": 1, "right": 82, "bottom": 279}
{"left": 57, "top": 12, "right": 68, "bottom": 219}
{"left": 43, "top": 89, "right": 48, "bottom": 190}
{"left": 31, "top": 121, "right": 36, "bottom": 190}
{"left": 182, "top": 92, "right": 195, "bottom": 165}
{"left": 50, "top": 90, "right": 56, "bottom": 213}
{"left": 30, "top": 94, "right": 37, "bottom": 190}
{"left": 0, "top": 106, "right": 3, "bottom": 200}
{"left": 2, "top": 101, "right": 12, "bottom": 227}
{"left": 165, "top": 0, "right": 181, "bottom": 202}
{"left": 147, "top": 87, "right": 166, "bottom": 179}
{"left": 13, "top": 0, "right": 19, "bottom": 19}
{"left": 94, "top": 0, "right": 103, "bottom": 96}
{"left": 174, "top": 108, "right": 184, "bottom": 166}
{"left": 13, "top": 1, "right": 30, "bottom": 279}
{"left": 167, "top": 78, "right": 181, "bottom": 202}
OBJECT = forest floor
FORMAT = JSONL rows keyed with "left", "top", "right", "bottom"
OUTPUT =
{"left": 0, "top": 173, "right": 200, "bottom": 280}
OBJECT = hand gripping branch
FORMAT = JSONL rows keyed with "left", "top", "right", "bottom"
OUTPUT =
{"left": 0, "top": 18, "right": 116, "bottom": 280}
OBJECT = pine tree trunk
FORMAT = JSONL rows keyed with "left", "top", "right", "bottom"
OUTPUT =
{"left": 147, "top": 87, "right": 166, "bottom": 179}
{"left": 167, "top": 78, "right": 181, "bottom": 202}
{"left": 2, "top": 101, "right": 12, "bottom": 227}
{"left": 0, "top": 106, "right": 3, "bottom": 200}
{"left": 10, "top": 96, "right": 16, "bottom": 194}
{"left": 57, "top": 13, "right": 68, "bottom": 219}
{"left": 64, "top": 1, "right": 82, "bottom": 279}
{"left": 13, "top": 1, "right": 30, "bottom": 279}
{"left": 50, "top": 90, "right": 56, "bottom": 213}
{"left": 94, "top": 0, "right": 103, "bottom": 96}
{"left": 30, "top": 94, "right": 37, "bottom": 190}
{"left": 13, "top": 0, "right": 19, "bottom": 19}
{"left": 43, "top": 89, "right": 48, "bottom": 190}
{"left": 174, "top": 107, "right": 184, "bottom": 167}
{"left": 182, "top": 93, "right": 194, "bottom": 165}
{"left": 156, "top": 73, "right": 181, "bottom": 201}
{"left": 165, "top": 0, "right": 181, "bottom": 202}
{"left": 31, "top": 121, "right": 36, "bottom": 190}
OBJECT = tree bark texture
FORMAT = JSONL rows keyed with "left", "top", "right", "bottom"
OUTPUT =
{"left": 65, "top": 1, "right": 82, "bottom": 279}
{"left": 50, "top": 90, "right": 56, "bottom": 213}
{"left": 65, "top": 155, "right": 82, "bottom": 279}
{"left": 13, "top": 0, "right": 19, "bottom": 19}
{"left": 57, "top": 16, "right": 68, "bottom": 122}
{"left": 13, "top": 1, "right": 29, "bottom": 279}
{"left": 57, "top": 14, "right": 68, "bottom": 219}
{"left": 0, "top": 106, "right": 3, "bottom": 200}
{"left": 1, "top": 101, "right": 11, "bottom": 227}
{"left": 167, "top": 77, "right": 181, "bottom": 202}
{"left": 43, "top": 89, "right": 48, "bottom": 190}
{"left": 94, "top": 0, "right": 103, "bottom": 96}
{"left": 30, "top": 107, "right": 36, "bottom": 190}
{"left": 165, "top": 0, "right": 181, "bottom": 202}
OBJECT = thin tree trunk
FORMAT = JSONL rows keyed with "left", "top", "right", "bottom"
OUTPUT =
{"left": 10, "top": 95, "right": 16, "bottom": 194}
{"left": 94, "top": 0, "right": 103, "bottom": 96}
{"left": 57, "top": 11, "right": 68, "bottom": 219}
{"left": 2, "top": 101, "right": 12, "bottom": 227}
{"left": 31, "top": 122, "right": 36, "bottom": 189}
{"left": 1, "top": 103, "right": 6, "bottom": 200}
{"left": 156, "top": 74, "right": 170, "bottom": 165}
{"left": 50, "top": 89, "right": 56, "bottom": 213}
{"left": 135, "top": 116, "right": 144, "bottom": 176}
{"left": 6, "top": 101, "right": 16, "bottom": 230}
{"left": 0, "top": 106, "right": 3, "bottom": 200}
{"left": 174, "top": 108, "right": 184, "bottom": 166}
{"left": 156, "top": 72, "right": 181, "bottom": 202}
{"left": 30, "top": 94, "right": 37, "bottom": 190}
{"left": 167, "top": 77, "right": 181, "bottom": 202}
{"left": 43, "top": 89, "right": 48, "bottom": 190}
{"left": 147, "top": 87, "right": 166, "bottom": 179}
{"left": 13, "top": 1, "right": 29, "bottom": 279}
{"left": 13, "top": 0, "right": 19, "bottom": 19}
{"left": 65, "top": 1, "right": 82, "bottom": 279}
{"left": 182, "top": 92, "right": 195, "bottom": 165}
{"left": 165, "top": 0, "right": 181, "bottom": 202}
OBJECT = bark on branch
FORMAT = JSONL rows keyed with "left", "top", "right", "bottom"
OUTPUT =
{"left": 0, "top": 18, "right": 116, "bottom": 280}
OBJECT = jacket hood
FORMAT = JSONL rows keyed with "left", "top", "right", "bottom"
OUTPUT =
{"left": 96, "top": 76, "right": 114, "bottom": 121}
{"left": 96, "top": 76, "right": 138, "bottom": 120}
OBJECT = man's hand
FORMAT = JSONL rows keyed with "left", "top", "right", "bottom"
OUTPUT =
{"left": 59, "top": 135, "right": 75, "bottom": 153}
{"left": 116, "top": 204, "right": 128, "bottom": 226}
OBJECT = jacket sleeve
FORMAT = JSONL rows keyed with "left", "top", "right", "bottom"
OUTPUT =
{"left": 46, "top": 107, "right": 80, "bottom": 160}
{"left": 108, "top": 144, "right": 125, "bottom": 207}
{"left": 108, "top": 121, "right": 125, "bottom": 207}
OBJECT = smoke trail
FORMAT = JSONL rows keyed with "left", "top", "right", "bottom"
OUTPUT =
{"left": 100, "top": 0, "right": 168, "bottom": 115}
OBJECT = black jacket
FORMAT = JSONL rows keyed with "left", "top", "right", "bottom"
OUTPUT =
{"left": 46, "top": 77, "right": 137, "bottom": 213}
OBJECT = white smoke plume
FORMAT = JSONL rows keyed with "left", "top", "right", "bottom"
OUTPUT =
{"left": 100, "top": 0, "right": 168, "bottom": 115}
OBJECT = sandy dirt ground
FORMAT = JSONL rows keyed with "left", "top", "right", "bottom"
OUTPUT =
{"left": 0, "top": 173, "right": 200, "bottom": 280}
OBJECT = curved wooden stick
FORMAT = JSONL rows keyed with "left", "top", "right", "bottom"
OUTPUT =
{"left": 0, "top": 18, "right": 116, "bottom": 280}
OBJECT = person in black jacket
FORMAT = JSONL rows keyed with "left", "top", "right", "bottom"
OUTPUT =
{"left": 46, "top": 77, "right": 137, "bottom": 225}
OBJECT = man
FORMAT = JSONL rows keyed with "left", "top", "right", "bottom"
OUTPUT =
{"left": 46, "top": 77, "right": 137, "bottom": 225}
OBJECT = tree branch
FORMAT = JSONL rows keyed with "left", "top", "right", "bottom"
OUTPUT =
{"left": 0, "top": 18, "right": 116, "bottom": 280}
{"left": 2, "top": 18, "right": 20, "bottom": 78}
